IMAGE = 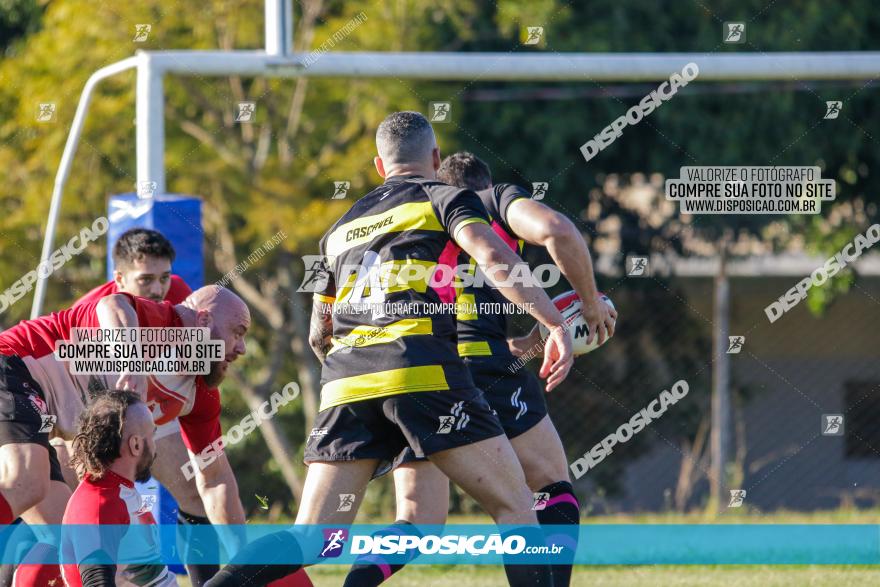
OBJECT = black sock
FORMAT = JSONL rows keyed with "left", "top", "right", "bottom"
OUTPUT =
{"left": 177, "top": 510, "right": 220, "bottom": 586}
{"left": 204, "top": 531, "right": 302, "bottom": 587}
{"left": 502, "top": 526, "right": 554, "bottom": 587}
{"left": 343, "top": 520, "right": 421, "bottom": 587}
{"left": 535, "top": 481, "right": 580, "bottom": 587}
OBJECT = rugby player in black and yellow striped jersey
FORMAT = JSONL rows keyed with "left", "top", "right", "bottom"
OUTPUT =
{"left": 204, "top": 113, "right": 572, "bottom": 587}
{"left": 344, "top": 152, "right": 617, "bottom": 587}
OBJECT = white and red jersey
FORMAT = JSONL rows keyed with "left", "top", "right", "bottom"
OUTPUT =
{"left": 61, "top": 470, "right": 177, "bottom": 587}
{"left": 0, "top": 294, "right": 221, "bottom": 453}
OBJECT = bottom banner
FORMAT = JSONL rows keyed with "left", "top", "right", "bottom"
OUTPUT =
{"left": 0, "top": 524, "right": 877, "bottom": 565}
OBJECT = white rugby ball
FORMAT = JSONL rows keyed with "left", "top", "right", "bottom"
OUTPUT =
{"left": 539, "top": 291, "right": 616, "bottom": 356}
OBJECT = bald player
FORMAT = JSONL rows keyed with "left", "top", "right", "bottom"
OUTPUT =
{"left": 60, "top": 390, "right": 175, "bottom": 586}
{"left": 66, "top": 228, "right": 223, "bottom": 585}
{"left": 0, "top": 286, "right": 249, "bottom": 585}
{"left": 206, "top": 112, "right": 572, "bottom": 587}
{"left": 346, "top": 152, "right": 617, "bottom": 586}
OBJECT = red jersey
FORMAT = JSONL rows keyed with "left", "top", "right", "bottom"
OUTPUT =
{"left": 0, "top": 294, "right": 221, "bottom": 452}
{"left": 73, "top": 275, "right": 192, "bottom": 308}
{"left": 61, "top": 470, "right": 176, "bottom": 587}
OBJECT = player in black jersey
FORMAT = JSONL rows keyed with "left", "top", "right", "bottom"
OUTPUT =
{"left": 205, "top": 113, "right": 572, "bottom": 587}
{"left": 342, "top": 151, "right": 617, "bottom": 587}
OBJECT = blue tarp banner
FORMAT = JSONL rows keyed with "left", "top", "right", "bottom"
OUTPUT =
{"left": 107, "top": 193, "right": 203, "bottom": 288}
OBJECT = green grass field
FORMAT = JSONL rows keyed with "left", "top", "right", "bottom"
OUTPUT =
{"left": 175, "top": 510, "right": 880, "bottom": 586}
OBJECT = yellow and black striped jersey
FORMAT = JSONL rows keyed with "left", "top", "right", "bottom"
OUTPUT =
{"left": 313, "top": 175, "right": 490, "bottom": 410}
{"left": 454, "top": 183, "right": 529, "bottom": 358}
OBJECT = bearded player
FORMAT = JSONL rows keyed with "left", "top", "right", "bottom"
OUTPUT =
{"left": 60, "top": 390, "right": 176, "bottom": 587}
{"left": 0, "top": 286, "right": 248, "bottom": 585}
{"left": 71, "top": 228, "right": 228, "bottom": 586}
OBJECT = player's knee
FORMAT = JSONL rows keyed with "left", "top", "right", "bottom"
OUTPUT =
{"left": 0, "top": 446, "right": 51, "bottom": 514}
{"left": 482, "top": 485, "right": 535, "bottom": 523}
{"left": 521, "top": 453, "right": 570, "bottom": 490}
{"left": 9, "top": 474, "right": 49, "bottom": 515}
{"left": 22, "top": 474, "right": 50, "bottom": 512}
{"left": 395, "top": 497, "right": 448, "bottom": 525}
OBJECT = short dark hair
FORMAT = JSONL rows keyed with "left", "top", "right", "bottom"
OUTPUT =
{"left": 375, "top": 111, "right": 436, "bottom": 165}
{"left": 112, "top": 228, "right": 176, "bottom": 269}
{"left": 71, "top": 390, "right": 142, "bottom": 479}
{"left": 437, "top": 152, "right": 492, "bottom": 191}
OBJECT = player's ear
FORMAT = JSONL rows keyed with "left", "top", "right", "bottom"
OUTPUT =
{"left": 195, "top": 309, "right": 213, "bottom": 329}
{"left": 113, "top": 270, "right": 125, "bottom": 289}
{"left": 432, "top": 147, "right": 441, "bottom": 171}
{"left": 374, "top": 156, "right": 387, "bottom": 178}
{"left": 128, "top": 434, "right": 142, "bottom": 457}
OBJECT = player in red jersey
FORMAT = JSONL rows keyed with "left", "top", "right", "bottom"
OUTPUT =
{"left": 69, "top": 229, "right": 232, "bottom": 586}
{"left": 0, "top": 286, "right": 249, "bottom": 586}
{"left": 61, "top": 390, "right": 176, "bottom": 587}
{"left": 73, "top": 228, "right": 192, "bottom": 308}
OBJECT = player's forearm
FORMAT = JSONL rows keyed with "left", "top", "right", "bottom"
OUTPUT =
{"left": 199, "top": 480, "right": 245, "bottom": 525}
{"left": 544, "top": 221, "right": 601, "bottom": 304}
{"left": 198, "top": 473, "right": 246, "bottom": 557}
{"left": 96, "top": 294, "right": 139, "bottom": 328}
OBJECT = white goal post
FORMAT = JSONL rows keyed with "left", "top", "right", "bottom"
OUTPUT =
{"left": 32, "top": 0, "right": 880, "bottom": 317}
